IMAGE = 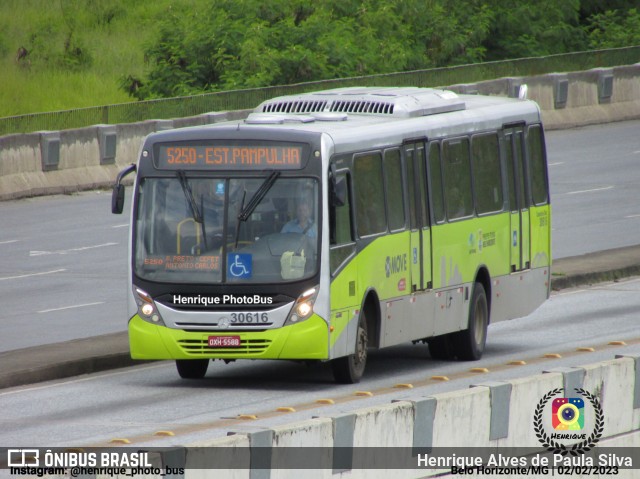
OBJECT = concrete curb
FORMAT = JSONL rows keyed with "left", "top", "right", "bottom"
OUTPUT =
{"left": 0, "top": 247, "right": 638, "bottom": 390}
{"left": 0, "top": 331, "right": 132, "bottom": 389}
{"left": 549, "top": 244, "right": 640, "bottom": 291}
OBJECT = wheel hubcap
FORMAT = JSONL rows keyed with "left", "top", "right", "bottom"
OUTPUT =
{"left": 474, "top": 298, "right": 487, "bottom": 345}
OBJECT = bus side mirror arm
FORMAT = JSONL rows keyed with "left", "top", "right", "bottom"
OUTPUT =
{"left": 112, "top": 163, "right": 137, "bottom": 214}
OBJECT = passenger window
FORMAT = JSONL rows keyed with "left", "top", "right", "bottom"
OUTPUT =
{"left": 354, "top": 153, "right": 387, "bottom": 236}
{"left": 329, "top": 171, "right": 355, "bottom": 275}
{"left": 443, "top": 138, "right": 473, "bottom": 220}
{"left": 384, "top": 149, "right": 405, "bottom": 231}
{"left": 332, "top": 172, "right": 353, "bottom": 246}
{"left": 528, "top": 125, "right": 549, "bottom": 205}
{"left": 472, "top": 133, "right": 503, "bottom": 214}
{"left": 428, "top": 142, "right": 445, "bottom": 223}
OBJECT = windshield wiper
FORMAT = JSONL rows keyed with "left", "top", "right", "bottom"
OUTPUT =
{"left": 237, "top": 171, "right": 280, "bottom": 221}
{"left": 233, "top": 171, "right": 280, "bottom": 248}
{"left": 176, "top": 170, "right": 207, "bottom": 251}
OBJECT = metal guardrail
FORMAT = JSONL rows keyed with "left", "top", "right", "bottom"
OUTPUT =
{"left": 1, "top": 46, "right": 639, "bottom": 137}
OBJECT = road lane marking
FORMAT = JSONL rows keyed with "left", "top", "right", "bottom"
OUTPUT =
{"left": 112, "top": 224, "right": 129, "bottom": 228}
{"left": 625, "top": 214, "right": 640, "bottom": 219}
{"left": 29, "top": 242, "right": 118, "bottom": 256}
{"left": 548, "top": 162, "right": 564, "bottom": 166}
{"left": 0, "top": 240, "right": 19, "bottom": 245}
{"left": 557, "top": 185, "right": 614, "bottom": 196}
{"left": 0, "top": 269, "right": 66, "bottom": 281}
{"left": 38, "top": 302, "right": 105, "bottom": 314}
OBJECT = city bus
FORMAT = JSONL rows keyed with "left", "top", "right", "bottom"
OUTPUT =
{"left": 112, "top": 86, "right": 551, "bottom": 383}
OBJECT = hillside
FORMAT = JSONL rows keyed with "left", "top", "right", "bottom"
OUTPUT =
{"left": 0, "top": 0, "right": 209, "bottom": 116}
{"left": 1, "top": 0, "right": 638, "bottom": 118}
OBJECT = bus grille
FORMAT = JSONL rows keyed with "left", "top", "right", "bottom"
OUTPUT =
{"left": 177, "top": 338, "right": 271, "bottom": 356}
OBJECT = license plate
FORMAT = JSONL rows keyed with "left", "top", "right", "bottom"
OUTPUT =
{"left": 208, "top": 335, "right": 241, "bottom": 348}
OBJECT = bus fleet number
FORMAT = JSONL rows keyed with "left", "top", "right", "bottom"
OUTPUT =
{"left": 231, "top": 312, "right": 269, "bottom": 323}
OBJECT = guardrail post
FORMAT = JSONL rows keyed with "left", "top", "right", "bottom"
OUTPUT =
{"left": 552, "top": 74, "right": 569, "bottom": 109}
{"left": 39, "top": 131, "right": 60, "bottom": 171}
{"left": 97, "top": 125, "right": 117, "bottom": 165}
{"left": 597, "top": 69, "right": 614, "bottom": 103}
{"left": 508, "top": 78, "right": 523, "bottom": 98}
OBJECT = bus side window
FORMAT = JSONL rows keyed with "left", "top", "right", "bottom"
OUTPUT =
{"left": 383, "top": 149, "right": 406, "bottom": 231}
{"left": 330, "top": 171, "right": 355, "bottom": 275}
{"left": 472, "top": 133, "right": 503, "bottom": 214}
{"left": 443, "top": 137, "right": 473, "bottom": 220}
{"left": 528, "top": 125, "right": 549, "bottom": 205}
{"left": 330, "top": 172, "right": 354, "bottom": 246}
{"left": 427, "top": 141, "right": 446, "bottom": 223}
{"left": 354, "top": 153, "right": 387, "bottom": 236}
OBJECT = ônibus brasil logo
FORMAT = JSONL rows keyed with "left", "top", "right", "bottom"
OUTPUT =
{"left": 533, "top": 387, "right": 604, "bottom": 456}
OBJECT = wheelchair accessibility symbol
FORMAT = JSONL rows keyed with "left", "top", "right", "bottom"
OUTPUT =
{"left": 228, "top": 253, "right": 252, "bottom": 279}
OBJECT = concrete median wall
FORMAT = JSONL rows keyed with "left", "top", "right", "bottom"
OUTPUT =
{"left": 1, "top": 65, "right": 639, "bottom": 201}
{"left": 154, "top": 354, "right": 640, "bottom": 478}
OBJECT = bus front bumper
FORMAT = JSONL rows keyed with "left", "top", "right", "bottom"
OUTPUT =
{"left": 128, "top": 314, "right": 329, "bottom": 361}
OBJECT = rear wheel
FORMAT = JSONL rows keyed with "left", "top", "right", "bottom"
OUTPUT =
{"left": 452, "top": 282, "right": 489, "bottom": 360}
{"left": 427, "top": 334, "right": 455, "bottom": 360}
{"left": 176, "top": 359, "right": 209, "bottom": 379}
{"left": 331, "top": 312, "right": 368, "bottom": 384}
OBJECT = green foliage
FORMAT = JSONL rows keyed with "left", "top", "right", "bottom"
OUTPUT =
{"left": 483, "top": 0, "right": 585, "bottom": 60}
{"left": 135, "top": 0, "right": 501, "bottom": 99}
{"left": 586, "top": 8, "right": 640, "bottom": 48}
{"left": 1, "top": 0, "right": 639, "bottom": 116}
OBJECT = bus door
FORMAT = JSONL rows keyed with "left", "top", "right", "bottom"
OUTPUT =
{"left": 404, "top": 142, "right": 432, "bottom": 292}
{"left": 504, "top": 126, "right": 531, "bottom": 271}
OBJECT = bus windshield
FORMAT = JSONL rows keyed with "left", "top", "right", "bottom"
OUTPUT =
{"left": 134, "top": 175, "right": 319, "bottom": 284}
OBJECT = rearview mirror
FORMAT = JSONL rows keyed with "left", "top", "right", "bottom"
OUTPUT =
{"left": 111, "top": 163, "right": 136, "bottom": 214}
{"left": 112, "top": 184, "right": 125, "bottom": 214}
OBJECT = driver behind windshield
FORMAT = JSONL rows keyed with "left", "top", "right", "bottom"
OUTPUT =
{"left": 281, "top": 201, "right": 316, "bottom": 238}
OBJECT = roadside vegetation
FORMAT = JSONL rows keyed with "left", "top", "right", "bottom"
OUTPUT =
{"left": 1, "top": 0, "right": 639, "bottom": 117}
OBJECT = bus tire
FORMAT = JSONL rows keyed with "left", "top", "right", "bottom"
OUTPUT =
{"left": 331, "top": 312, "right": 368, "bottom": 384}
{"left": 176, "top": 359, "right": 209, "bottom": 379}
{"left": 427, "top": 334, "right": 455, "bottom": 360}
{"left": 452, "top": 282, "right": 488, "bottom": 360}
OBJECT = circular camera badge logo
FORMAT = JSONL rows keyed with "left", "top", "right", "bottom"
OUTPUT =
{"left": 553, "top": 397, "right": 584, "bottom": 430}
{"left": 534, "top": 388, "right": 604, "bottom": 455}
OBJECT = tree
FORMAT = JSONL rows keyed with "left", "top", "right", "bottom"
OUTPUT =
{"left": 585, "top": 8, "right": 640, "bottom": 49}
{"left": 126, "top": 0, "right": 639, "bottom": 100}
{"left": 131, "top": 0, "right": 498, "bottom": 99}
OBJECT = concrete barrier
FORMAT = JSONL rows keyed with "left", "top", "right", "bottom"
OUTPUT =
{"left": 1, "top": 66, "right": 640, "bottom": 201}
{"left": 143, "top": 354, "right": 639, "bottom": 478}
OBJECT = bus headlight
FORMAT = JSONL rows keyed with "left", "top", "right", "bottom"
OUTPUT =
{"left": 285, "top": 286, "right": 319, "bottom": 326}
{"left": 134, "top": 287, "right": 165, "bottom": 325}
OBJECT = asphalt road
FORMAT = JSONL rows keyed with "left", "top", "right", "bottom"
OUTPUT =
{"left": 546, "top": 119, "right": 640, "bottom": 258}
{"left": 0, "top": 120, "right": 639, "bottom": 353}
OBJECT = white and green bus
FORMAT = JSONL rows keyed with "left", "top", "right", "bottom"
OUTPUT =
{"left": 112, "top": 87, "right": 551, "bottom": 383}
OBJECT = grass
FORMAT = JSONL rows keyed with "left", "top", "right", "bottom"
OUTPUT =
{"left": 0, "top": 0, "right": 210, "bottom": 116}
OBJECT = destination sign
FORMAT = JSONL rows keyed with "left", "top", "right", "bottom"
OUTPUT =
{"left": 155, "top": 143, "right": 305, "bottom": 170}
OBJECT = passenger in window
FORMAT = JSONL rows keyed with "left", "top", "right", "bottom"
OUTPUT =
{"left": 281, "top": 201, "right": 317, "bottom": 237}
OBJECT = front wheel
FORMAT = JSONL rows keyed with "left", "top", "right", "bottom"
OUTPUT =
{"left": 176, "top": 359, "right": 209, "bottom": 379}
{"left": 331, "top": 312, "right": 368, "bottom": 384}
{"left": 452, "top": 282, "right": 489, "bottom": 360}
